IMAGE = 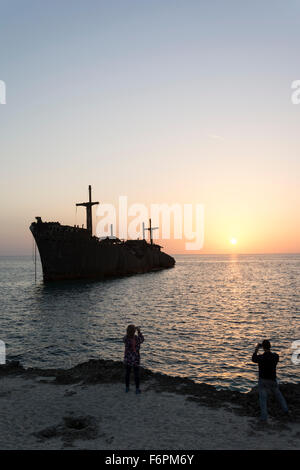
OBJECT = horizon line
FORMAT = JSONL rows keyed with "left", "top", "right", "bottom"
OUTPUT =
{"left": 1, "top": 252, "right": 300, "bottom": 257}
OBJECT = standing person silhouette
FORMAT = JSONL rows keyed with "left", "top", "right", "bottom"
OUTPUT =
{"left": 123, "top": 325, "right": 144, "bottom": 394}
{"left": 252, "top": 340, "right": 289, "bottom": 422}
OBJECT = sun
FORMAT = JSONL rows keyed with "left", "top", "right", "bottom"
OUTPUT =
{"left": 230, "top": 237, "right": 237, "bottom": 245}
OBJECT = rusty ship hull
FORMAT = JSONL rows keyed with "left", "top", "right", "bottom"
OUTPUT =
{"left": 30, "top": 186, "right": 175, "bottom": 282}
{"left": 30, "top": 220, "right": 175, "bottom": 282}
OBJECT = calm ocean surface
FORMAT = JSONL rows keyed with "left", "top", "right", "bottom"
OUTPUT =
{"left": 0, "top": 254, "right": 299, "bottom": 392}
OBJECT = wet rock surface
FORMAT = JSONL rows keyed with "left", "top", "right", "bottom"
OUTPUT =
{"left": 1, "top": 359, "right": 299, "bottom": 422}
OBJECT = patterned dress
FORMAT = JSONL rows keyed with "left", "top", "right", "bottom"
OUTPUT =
{"left": 123, "top": 332, "right": 144, "bottom": 366}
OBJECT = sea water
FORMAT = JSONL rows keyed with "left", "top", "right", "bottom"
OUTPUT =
{"left": 0, "top": 254, "right": 299, "bottom": 392}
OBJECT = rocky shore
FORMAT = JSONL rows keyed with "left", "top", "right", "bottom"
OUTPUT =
{"left": 0, "top": 359, "right": 299, "bottom": 449}
{"left": 1, "top": 359, "right": 299, "bottom": 421}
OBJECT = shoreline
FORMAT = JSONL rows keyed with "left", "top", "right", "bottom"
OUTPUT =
{"left": 1, "top": 359, "right": 300, "bottom": 419}
{"left": 0, "top": 359, "right": 299, "bottom": 449}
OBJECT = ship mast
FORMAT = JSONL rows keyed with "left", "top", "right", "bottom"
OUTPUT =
{"left": 143, "top": 218, "right": 159, "bottom": 244}
{"left": 76, "top": 185, "right": 99, "bottom": 235}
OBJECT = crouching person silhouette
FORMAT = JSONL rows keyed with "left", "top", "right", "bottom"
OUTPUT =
{"left": 123, "top": 325, "right": 144, "bottom": 394}
{"left": 252, "top": 340, "right": 288, "bottom": 422}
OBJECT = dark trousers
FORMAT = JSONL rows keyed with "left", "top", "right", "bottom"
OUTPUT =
{"left": 125, "top": 364, "right": 140, "bottom": 389}
{"left": 258, "top": 378, "right": 288, "bottom": 420}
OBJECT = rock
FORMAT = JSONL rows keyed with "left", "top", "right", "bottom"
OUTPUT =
{"left": 34, "top": 415, "right": 100, "bottom": 444}
{"left": 2, "top": 358, "right": 299, "bottom": 423}
{"left": 0, "top": 360, "right": 24, "bottom": 375}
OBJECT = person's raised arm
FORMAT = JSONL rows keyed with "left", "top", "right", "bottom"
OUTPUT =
{"left": 136, "top": 327, "right": 144, "bottom": 343}
{"left": 252, "top": 343, "right": 261, "bottom": 363}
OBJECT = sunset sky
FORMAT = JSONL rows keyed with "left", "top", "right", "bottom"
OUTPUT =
{"left": 1, "top": 0, "right": 300, "bottom": 255}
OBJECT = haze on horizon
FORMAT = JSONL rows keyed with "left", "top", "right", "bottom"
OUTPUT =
{"left": 1, "top": 0, "right": 300, "bottom": 255}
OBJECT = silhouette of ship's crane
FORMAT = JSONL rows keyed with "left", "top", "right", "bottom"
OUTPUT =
{"left": 143, "top": 219, "right": 159, "bottom": 245}
{"left": 76, "top": 185, "right": 99, "bottom": 235}
{"left": 76, "top": 186, "right": 159, "bottom": 245}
